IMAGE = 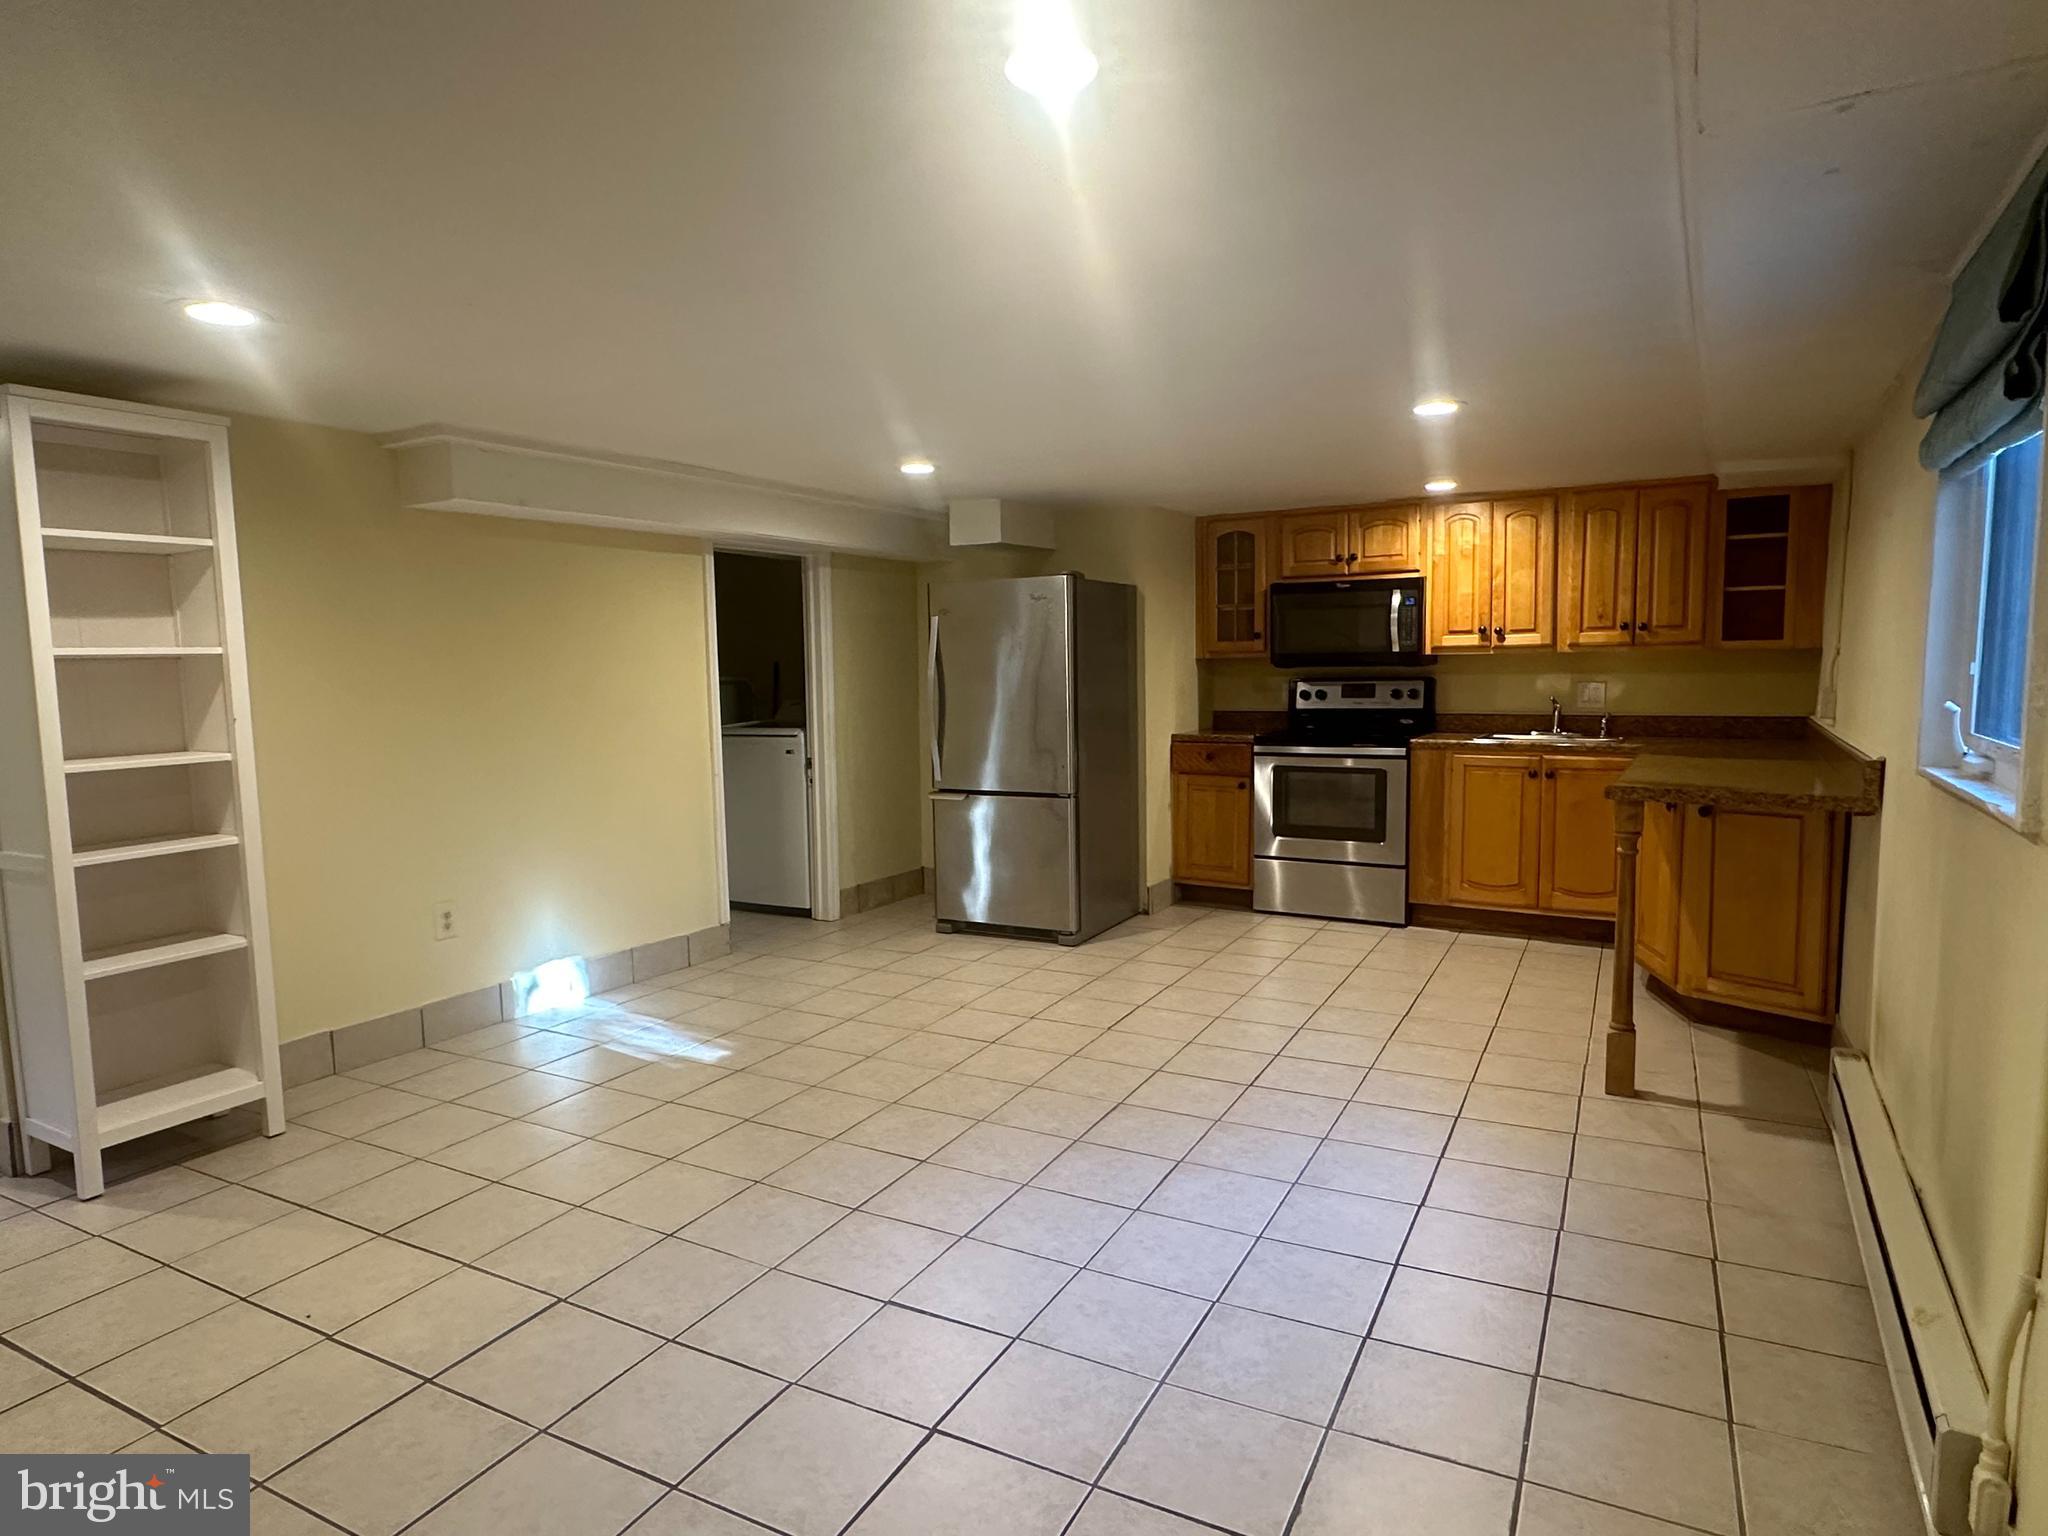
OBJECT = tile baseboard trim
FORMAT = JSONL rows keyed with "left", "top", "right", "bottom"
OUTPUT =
{"left": 1146, "top": 877, "right": 1175, "bottom": 915}
{"left": 278, "top": 920, "right": 733, "bottom": 1088}
{"left": 840, "top": 865, "right": 927, "bottom": 917}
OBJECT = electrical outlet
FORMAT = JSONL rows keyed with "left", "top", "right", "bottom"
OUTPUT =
{"left": 1573, "top": 680, "right": 1609, "bottom": 711}
{"left": 432, "top": 902, "right": 457, "bottom": 942}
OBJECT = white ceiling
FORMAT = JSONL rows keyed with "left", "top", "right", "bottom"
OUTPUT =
{"left": 0, "top": 0, "right": 2043, "bottom": 514}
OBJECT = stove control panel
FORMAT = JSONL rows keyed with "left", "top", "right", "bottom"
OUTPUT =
{"left": 1292, "top": 678, "right": 1432, "bottom": 711}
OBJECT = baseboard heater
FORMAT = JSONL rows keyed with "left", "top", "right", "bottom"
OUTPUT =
{"left": 1829, "top": 1050, "right": 1986, "bottom": 1536}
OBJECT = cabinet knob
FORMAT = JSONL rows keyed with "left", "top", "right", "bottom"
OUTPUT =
{"left": 1344, "top": 552, "right": 1358, "bottom": 563}
{"left": 1237, "top": 781, "right": 1247, "bottom": 790}
{"left": 1545, "top": 769, "right": 1556, "bottom": 779}
{"left": 1621, "top": 619, "right": 1634, "bottom": 631}
{"left": 1526, "top": 768, "right": 1538, "bottom": 779}
{"left": 1493, "top": 626, "right": 1505, "bottom": 641}
{"left": 1696, "top": 804, "right": 1714, "bottom": 818}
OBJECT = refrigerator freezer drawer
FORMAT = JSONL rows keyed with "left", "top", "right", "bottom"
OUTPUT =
{"left": 932, "top": 793, "right": 1078, "bottom": 934}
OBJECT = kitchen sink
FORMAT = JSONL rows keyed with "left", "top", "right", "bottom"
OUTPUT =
{"left": 1466, "top": 731, "right": 1625, "bottom": 747}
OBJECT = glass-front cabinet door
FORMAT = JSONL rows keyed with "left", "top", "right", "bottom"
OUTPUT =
{"left": 1199, "top": 516, "right": 1269, "bottom": 657}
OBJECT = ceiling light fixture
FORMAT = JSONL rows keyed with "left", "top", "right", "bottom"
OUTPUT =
{"left": 1425, "top": 479, "right": 1458, "bottom": 493}
{"left": 1005, "top": 0, "right": 1098, "bottom": 115}
{"left": 900, "top": 458, "right": 937, "bottom": 477}
{"left": 181, "top": 300, "right": 262, "bottom": 328}
{"left": 1412, "top": 398, "right": 1460, "bottom": 418}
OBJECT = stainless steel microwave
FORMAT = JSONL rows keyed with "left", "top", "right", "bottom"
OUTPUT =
{"left": 1268, "top": 577, "right": 1427, "bottom": 666}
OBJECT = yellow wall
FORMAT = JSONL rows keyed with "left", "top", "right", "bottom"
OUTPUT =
{"left": 1823, "top": 371, "right": 2048, "bottom": 1522}
{"left": 231, "top": 415, "right": 723, "bottom": 1039}
{"left": 829, "top": 554, "right": 926, "bottom": 891}
{"left": 915, "top": 509, "right": 1199, "bottom": 894}
{"left": 1204, "top": 648, "right": 1820, "bottom": 718}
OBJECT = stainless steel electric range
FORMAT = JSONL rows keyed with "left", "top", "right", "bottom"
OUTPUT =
{"left": 1252, "top": 676, "right": 1436, "bottom": 925}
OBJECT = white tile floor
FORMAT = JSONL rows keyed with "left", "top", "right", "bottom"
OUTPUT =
{"left": 0, "top": 897, "right": 1922, "bottom": 1536}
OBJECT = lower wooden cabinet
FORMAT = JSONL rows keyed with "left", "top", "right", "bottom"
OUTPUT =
{"left": 1170, "top": 739, "right": 1253, "bottom": 889}
{"left": 1676, "top": 804, "right": 1840, "bottom": 1018}
{"left": 1424, "top": 747, "right": 1846, "bottom": 1023}
{"left": 1634, "top": 799, "right": 1684, "bottom": 983}
{"left": 1445, "top": 751, "right": 1627, "bottom": 915}
{"left": 1446, "top": 753, "right": 1543, "bottom": 907}
{"left": 1539, "top": 756, "right": 1631, "bottom": 913}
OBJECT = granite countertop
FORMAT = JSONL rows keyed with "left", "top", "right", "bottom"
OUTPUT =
{"left": 1609, "top": 733, "right": 1883, "bottom": 814}
{"left": 1415, "top": 728, "right": 1882, "bottom": 813}
{"left": 1172, "top": 730, "right": 1258, "bottom": 744}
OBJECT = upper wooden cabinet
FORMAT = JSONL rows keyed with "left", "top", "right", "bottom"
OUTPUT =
{"left": 1560, "top": 480, "right": 1709, "bottom": 649}
{"left": 1427, "top": 498, "right": 1555, "bottom": 652}
{"left": 1492, "top": 498, "right": 1556, "bottom": 648}
{"left": 1710, "top": 485, "right": 1832, "bottom": 648}
{"left": 1275, "top": 505, "right": 1420, "bottom": 579}
{"left": 1196, "top": 516, "right": 1270, "bottom": 658}
{"left": 1352, "top": 506, "right": 1422, "bottom": 575}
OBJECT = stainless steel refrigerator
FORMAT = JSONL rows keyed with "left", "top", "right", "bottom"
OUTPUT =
{"left": 928, "top": 573, "right": 1141, "bottom": 944}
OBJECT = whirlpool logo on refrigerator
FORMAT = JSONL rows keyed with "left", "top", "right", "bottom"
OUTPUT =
{"left": 4, "top": 1456, "right": 250, "bottom": 1533}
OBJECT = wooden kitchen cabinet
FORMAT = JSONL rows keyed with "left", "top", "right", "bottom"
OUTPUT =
{"left": 1428, "top": 503, "right": 1495, "bottom": 651}
{"left": 1275, "top": 508, "right": 1352, "bottom": 577}
{"left": 1677, "top": 804, "right": 1840, "bottom": 1019}
{"left": 1635, "top": 482, "right": 1712, "bottom": 644}
{"left": 1539, "top": 756, "right": 1631, "bottom": 913}
{"left": 1710, "top": 485, "right": 1832, "bottom": 648}
{"left": 1560, "top": 480, "right": 1709, "bottom": 649}
{"left": 1171, "top": 739, "right": 1253, "bottom": 889}
{"left": 1275, "top": 504, "right": 1420, "bottom": 579}
{"left": 1428, "top": 498, "right": 1555, "bottom": 652}
{"left": 1352, "top": 505, "right": 1422, "bottom": 574}
{"left": 1446, "top": 752, "right": 1543, "bottom": 907}
{"left": 1492, "top": 498, "right": 1556, "bottom": 648}
{"left": 1196, "top": 516, "right": 1270, "bottom": 658}
{"left": 1433, "top": 748, "right": 1632, "bottom": 919}
{"left": 1634, "top": 799, "right": 1683, "bottom": 983}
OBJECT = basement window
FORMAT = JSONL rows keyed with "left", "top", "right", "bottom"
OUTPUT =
{"left": 1921, "top": 424, "right": 2046, "bottom": 830}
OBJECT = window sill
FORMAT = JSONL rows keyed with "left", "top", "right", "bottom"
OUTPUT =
{"left": 1917, "top": 764, "right": 2035, "bottom": 836}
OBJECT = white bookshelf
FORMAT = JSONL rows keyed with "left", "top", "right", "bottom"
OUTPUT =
{"left": 0, "top": 385, "right": 283, "bottom": 1197}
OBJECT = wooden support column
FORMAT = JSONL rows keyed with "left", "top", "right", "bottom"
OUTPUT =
{"left": 1604, "top": 797, "right": 1644, "bottom": 1097}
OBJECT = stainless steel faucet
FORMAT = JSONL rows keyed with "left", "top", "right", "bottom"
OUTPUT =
{"left": 1548, "top": 695, "right": 1563, "bottom": 733}
{"left": 1598, "top": 712, "right": 1612, "bottom": 739}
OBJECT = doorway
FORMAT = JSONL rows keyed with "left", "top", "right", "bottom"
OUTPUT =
{"left": 707, "top": 550, "right": 839, "bottom": 921}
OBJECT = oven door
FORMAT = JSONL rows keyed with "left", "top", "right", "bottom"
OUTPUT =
{"left": 1268, "top": 578, "right": 1425, "bottom": 666}
{"left": 1253, "top": 747, "right": 1409, "bottom": 866}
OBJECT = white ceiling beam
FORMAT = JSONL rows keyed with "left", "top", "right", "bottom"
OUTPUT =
{"left": 382, "top": 427, "right": 945, "bottom": 561}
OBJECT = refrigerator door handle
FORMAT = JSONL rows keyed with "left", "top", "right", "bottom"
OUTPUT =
{"left": 929, "top": 792, "right": 966, "bottom": 802}
{"left": 928, "top": 614, "right": 946, "bottom": 786}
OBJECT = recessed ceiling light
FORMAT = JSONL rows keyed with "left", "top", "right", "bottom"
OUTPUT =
{"left": 181, "top": 299, "right": 262, "bottom": 328}
{"left": 1412, "top": 398, "right": 1461, "bottom": 418}
{"left": 1425, "top": 479, "right": 1458, "bottom": 493}
{"left": 900, "top": 458, "right": 937, "bottom": 477}
{"left": 1005, "top": 1, "right": 1098, "bottom": 113}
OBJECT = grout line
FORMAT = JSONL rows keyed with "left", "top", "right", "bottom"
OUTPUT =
{"left": 0, "top": 901, "right": 1851, "bottom": 1536}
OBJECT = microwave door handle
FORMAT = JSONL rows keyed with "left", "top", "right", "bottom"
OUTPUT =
{"left": 1389, "top": 589, "right": 1401, "bottom": 652}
